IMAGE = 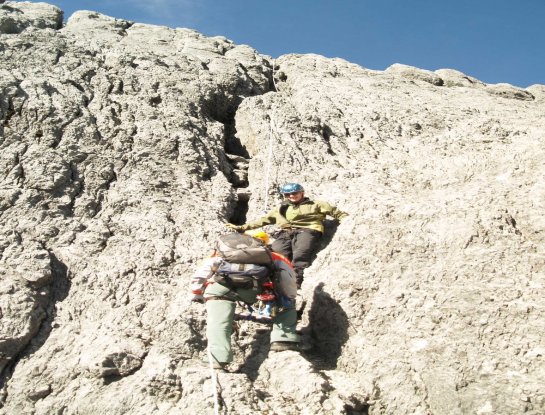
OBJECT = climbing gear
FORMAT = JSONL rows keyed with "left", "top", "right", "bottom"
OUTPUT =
{"left": 212, "top": 233, "right": 276, "bottom": 296}
{"left": 270, "top": 341, "right": 300, "bottom": 352}
{"left": 256, "top": 302, "right": 274, "bottom": 319}
{"left": 216, "top": 233, "right": 273, "bottom": 265}
{"left": 254, "top": 281, "right": 277, "bottom": 319}
{"left": 280, "top": 183, "right": 304, "bottom": 194}
{"left": 213, "top": 262, "right": 270, "bottom": 289}
{"left": 224, "top": 223, "right": 244, "bottom": 232}
{"left": 244, "top": 229, "right": 270, "bottom": 245}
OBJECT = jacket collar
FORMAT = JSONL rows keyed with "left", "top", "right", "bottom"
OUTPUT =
{"left": 281, "top": 197, "right": 312, "bottom": 207}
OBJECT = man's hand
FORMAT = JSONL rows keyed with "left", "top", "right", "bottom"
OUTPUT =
{"left": 224, "top": 223, "right": 244, "bottom": 232}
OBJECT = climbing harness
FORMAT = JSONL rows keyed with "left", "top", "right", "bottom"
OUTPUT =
{"left": 207, "top": 346, "right": 221, "bottom": 415}
{"left": 255, "top": 281, "right": 278, "bottom": 318}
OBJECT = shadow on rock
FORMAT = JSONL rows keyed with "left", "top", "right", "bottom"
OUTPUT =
{"left": 303, "top": 282, "right": 349, "bottom": 370}
{"left": 0, "top": 253, "right": 71, "bottom": 388}
{"left": 49, "top": 252, "right": 71, "bottom": 303}
{"left": 236, "top": 326, "right": 271, "bottom": 380}
{"left": 23, "top": 252, "right": 71, "bottom": 353}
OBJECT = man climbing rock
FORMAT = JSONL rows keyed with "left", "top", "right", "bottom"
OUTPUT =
{"left": 227, "top": 183, "right": 348, "bottom": 287}
{"left": 190, "top": 232, "right": 300, "bottom": 371}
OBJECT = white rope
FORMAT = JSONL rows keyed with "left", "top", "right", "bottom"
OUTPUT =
{"left": 270, "top": 58, "right": 280, "bottom": 92}
{"left": 207, "top": 346, "right": 221, "bottom": 415}
{"left": 262, "top": 118, "right": 275, "bottom": 213}
{"left": 262, "top": 58, "right": 280, "bottom": 213}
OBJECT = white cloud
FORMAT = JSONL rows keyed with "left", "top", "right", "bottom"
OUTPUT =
{"left": 125, "top": 0, "right": 202, "bottom": 26}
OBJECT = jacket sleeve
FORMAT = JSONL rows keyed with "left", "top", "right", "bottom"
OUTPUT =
{"left": 190, "top": 256, "right": 223, "bottom": 295}
{"left": 318, "top": 200, "right": 349, "bottom": 222}
{"left": 240, "top": 207, "right": 278, "bottom": 230}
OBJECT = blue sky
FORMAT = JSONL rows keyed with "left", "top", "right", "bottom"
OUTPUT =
{"left": 36, "top": 0, "right": 544, "bottom": 88}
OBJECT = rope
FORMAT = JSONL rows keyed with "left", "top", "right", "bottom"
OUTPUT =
{"left": 262, "top": 118, "right": 275, "bottom": 213}
{"left": 207, "top": 346, "right": 221, "bottom": 415}
{"left": 270, "top": 58, "right": 280, "bottom": 92}
{"left": 262, "top": 58, "right": 280, "bottom": 213}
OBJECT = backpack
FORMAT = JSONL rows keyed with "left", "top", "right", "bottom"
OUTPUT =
{"left": 213, "top": 234, "right": 274, "bottom": 289}
{"left": 215, "top": 233, "right": 273, "bottom": 265}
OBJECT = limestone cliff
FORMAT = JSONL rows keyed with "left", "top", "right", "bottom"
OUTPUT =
{"left": 1, "top": 2, "right": 544, "bottom": 414}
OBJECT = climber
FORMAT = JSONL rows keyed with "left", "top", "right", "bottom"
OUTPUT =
{"left": 226, "top": 183, "right": 348, "bottom": 287}
{"left": 190, "top": 231, "right": 300, "bottom": 371}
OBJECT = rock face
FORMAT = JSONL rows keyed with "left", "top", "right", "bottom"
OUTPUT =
{"left": 1, "top": 2, "right": 545, "bottom": 414}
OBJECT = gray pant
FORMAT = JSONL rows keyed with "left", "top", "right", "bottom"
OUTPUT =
{"left": 271, "top": 228, "right": 322, "bottom": 284}
{"left": 204, "top": 282, "right": 299, "bottom": 364}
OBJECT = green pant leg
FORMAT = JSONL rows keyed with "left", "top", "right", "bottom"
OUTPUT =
{"left": 204, "top": 284, "right": 235, "bottom": 364}
{"left": 204, "top": 283, "right": 259, "bottom": 364}
{"left": 271, "top": 307, "right": 300, "bottom": 343}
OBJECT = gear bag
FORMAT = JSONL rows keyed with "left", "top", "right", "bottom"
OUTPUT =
{"left": 213, "top": 233, "right": 275, "bottom": 289}
{"left": 213, "top": 261, "right": 270, "bottom": 289}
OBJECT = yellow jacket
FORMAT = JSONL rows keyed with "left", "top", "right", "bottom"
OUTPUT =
{"left": 241, "top": 198, "right": 347, "bottom": 233}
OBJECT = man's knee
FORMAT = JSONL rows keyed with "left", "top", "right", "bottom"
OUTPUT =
{"left": 293, "top": 231, "right": 320, "bottom": 257}
{"left": 272, "top": 240, "right": 292, "bottom": 259}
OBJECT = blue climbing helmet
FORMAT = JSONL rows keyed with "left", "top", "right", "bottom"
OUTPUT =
{"left": 280, "top": 182, "right": 304, "bottom": 194}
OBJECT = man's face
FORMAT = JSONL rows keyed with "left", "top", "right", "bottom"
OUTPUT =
{"left": 284, "top": 191, "right": 304, "bottom": 203}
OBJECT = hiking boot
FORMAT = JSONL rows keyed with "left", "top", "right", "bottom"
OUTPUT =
{"left": 270, "top": 341, "right": 300, "bottom": 352}
{"left": 201, "top": 360, "right": 227, "bottom": 371}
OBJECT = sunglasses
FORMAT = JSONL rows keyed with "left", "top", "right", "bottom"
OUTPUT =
{"left": 283, "top": 192, "right": 301, "bottom": 196}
